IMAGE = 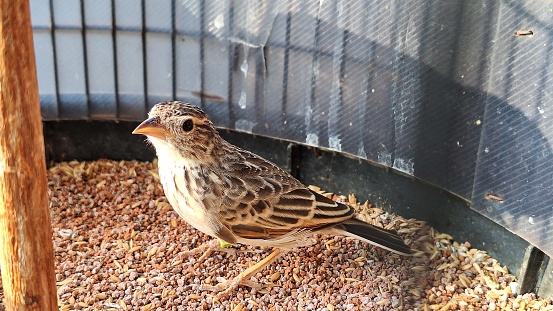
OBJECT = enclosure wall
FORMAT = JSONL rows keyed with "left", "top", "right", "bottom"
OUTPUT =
{"left": 31, "top": 0, "right": 553, "bottom": 258}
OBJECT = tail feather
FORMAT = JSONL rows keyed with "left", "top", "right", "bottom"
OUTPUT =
{"left": 337, "top": 218, "right": 412, "bottom": 256}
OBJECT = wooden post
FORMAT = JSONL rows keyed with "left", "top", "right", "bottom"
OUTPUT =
{"left": 0, "top": 1, "right": 58, "bottom": 310}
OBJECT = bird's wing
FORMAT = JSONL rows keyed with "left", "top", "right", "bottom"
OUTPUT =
{"left": 210, "top": 149, "right": 355, "bottom": 243}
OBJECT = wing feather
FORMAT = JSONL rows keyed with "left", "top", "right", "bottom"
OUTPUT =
{"left": 206, "top": 149, "right": 355, "bottom": 245}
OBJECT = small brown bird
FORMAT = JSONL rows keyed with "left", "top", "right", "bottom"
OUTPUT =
{"left": 133, "top": 101, "right": 411, "bottom": 295}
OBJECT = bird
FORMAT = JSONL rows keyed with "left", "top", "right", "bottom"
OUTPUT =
{"left": 132, "top": 101, "right": 412, "bottom": 295}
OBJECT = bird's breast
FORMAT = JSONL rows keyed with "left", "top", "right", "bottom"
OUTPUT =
{"left": 157, "top": 157, "right": 217, "bottom": 238}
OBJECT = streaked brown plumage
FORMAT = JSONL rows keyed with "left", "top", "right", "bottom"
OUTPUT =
{"left": 133, "top": 101, "right": 411, "bottom": 294}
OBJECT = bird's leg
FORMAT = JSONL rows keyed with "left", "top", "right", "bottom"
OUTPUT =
{"left": 199, "top": 248, "right": 283, "bottom": 297}
{"left": 179, "top": 239, "right": 237, "bottom": 263}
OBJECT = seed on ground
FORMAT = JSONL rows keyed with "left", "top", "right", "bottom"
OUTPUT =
{"left": 0, "top": 159, "right": 549, "bottom": 310}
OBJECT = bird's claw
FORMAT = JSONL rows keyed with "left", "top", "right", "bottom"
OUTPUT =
{"left": 198, "top": 275, "right": 262, "bottom": 298}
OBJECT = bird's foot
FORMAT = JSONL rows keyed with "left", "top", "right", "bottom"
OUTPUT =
{"left": 198, "top": 276, "right": 262, "bottom": 298}
{"left": 197, "top": 248, "right": 283, "bottom": 297}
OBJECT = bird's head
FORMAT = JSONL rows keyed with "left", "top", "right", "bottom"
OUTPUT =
{"left": 133, "top": 101, "right": 222, "bottom": 165}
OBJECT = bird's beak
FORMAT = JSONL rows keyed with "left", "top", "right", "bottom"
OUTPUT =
{"left": 132, "top": 117, "right": 173, "bottom": 140}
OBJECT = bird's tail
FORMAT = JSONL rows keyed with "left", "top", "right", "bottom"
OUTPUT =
{"left": 334, "top": 217, "right": 412, "bottom": 256}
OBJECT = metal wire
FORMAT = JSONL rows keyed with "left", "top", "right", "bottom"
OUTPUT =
{"left": 32, "top": 0, "right": 553, "bottom": 258}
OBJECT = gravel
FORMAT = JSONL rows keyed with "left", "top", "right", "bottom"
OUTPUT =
{"left": 0, "top": 159, "right": 551, "bottom": 310}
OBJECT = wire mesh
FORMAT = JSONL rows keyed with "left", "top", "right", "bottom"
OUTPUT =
{"left": 31, "top": 0, "right": 553, "bottom": 257}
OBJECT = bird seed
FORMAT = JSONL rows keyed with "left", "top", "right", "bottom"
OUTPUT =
{"left": 0, "top": 159, "right": 550, "bottom": 310}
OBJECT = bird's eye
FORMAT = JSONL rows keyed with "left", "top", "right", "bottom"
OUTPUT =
{"left": 182, "top": 119, "right": 194, "bottom": 132}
